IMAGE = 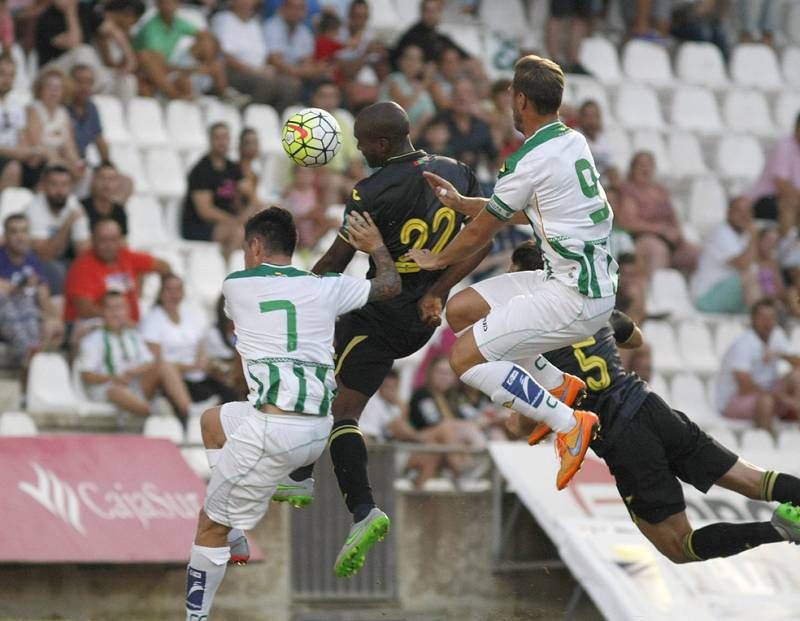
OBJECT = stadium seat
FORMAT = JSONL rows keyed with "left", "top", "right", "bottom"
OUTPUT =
{"left": 782, "top": 47, "right": 800, "bottom": 89}
{"left": 166, "top": 100, "right": 207, "bottom": 152}
{"left": 109, "top": 143, "right": 150, "bottom": 193}
{"left": 621, "top": 40, "right": 674, "bottom": 88}
{"left": 10, "top": 44, "right": 29, "bottom": 95}
{"left": 670, "top": 373, "right": 718, "bottom": 427}
{"left": 126, "top": 194, "right": 170, "bottom": 249}
{"left": 730, "top": 43, "right": 783, "bottom": 91}
{"left": 26, "top": 353, "right": 79, "bottom": 416}
{"left": 204, "top": 99, "right": 242, "bottom": 148}
{"left": 615, "top": 84, "right": 664, "bottom": 130}
{"left": 631, "top": 129, "right": 671, "bottom": 178}
{"left": 571, "top": 78, "right": 615, "bottom": 123}
{"left": 649, "top": 373, "right": 670, "bottom": 403}
{"left": 258, "top": 153, "right": 291, "bottom": 200}
{"left": 670, "top": 86, "right": 724, "bottom": 136}
{"left": 647, "top": 269, "right": 695, "bottom": 319}
{"left": 740, "top": 428, "right": 775, "bottom": 451}
{"left": 145, "top": 148, "right": 186, "bottom": 200}
{"left": 186, "top": 245, "right": 227, "bottom": 307}
{"left": 394, "top": 0, "right": 420, "bottom": 32}
{"left": 714, "top": 320, "right": 746, "bottom": 359}
{"left": 678, "top": 321, "right": 719, "bottom": 374}
{"left": 243, "top": 104, "right": 283, "bottom": 155}
{"left": 722, "top": 89, "right": 776, "bottom": 138}
{"left": 675, "top": 42, "right": 729, "bottom": 90}
{"left": 227, "top": 248, "right": 245, "bottom": 273}
{"left": 182, "top": 447, "right": 211, "bottom": 480}
{"left": 777, "top": 429, "right": 800, "bottom": 452}
{"left": 93, "top": 94, "right": 130, "bottom": 144}
{"left": 578, "top": 37, "right": 623, "bottom": 86}
{"left": 667, "top": 132, "right": 708, "bottom": 179}
{"left": 603, "top": 126, "right": 631, "bottom": 172}
{"left": 687, "top": 176, "right": 727, "bottom": 239}
{"left": 439, "top": 23, "right": 484, "bottom": 59}
{"left": 715, "top": 134, "right": 765, "bottom": 186}
{"left": 143, "top": 414, "right": 184, "bottom": 444}
{"left": 644, "top": 321, "right": 683, "bottom": 374}
{"left": 127, "top": 97, "right": 169, "bottom": 147}
{"left": 0, "top": 411, "right": 37, "bottom": 436}
{"left": 364, "top": 0, "right": 401, "bottom": 36}
{"left": 775, "top": 92, "right": 800, "bottom": 134}
{"left": 69, "top": 363, "right": 118, "bottom": 417}
{"left": 710, "top": 427, "right": 738, "bottom": 449}
{"left": 0, "top": 187, "right": 32, "bottom": 222}
{"left": 479, "top": 0, "right": 528, "bottom": 41}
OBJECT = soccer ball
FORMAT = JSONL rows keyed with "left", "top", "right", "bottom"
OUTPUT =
{"left": 282, "top": 108, "right": 342, "bottom": 167}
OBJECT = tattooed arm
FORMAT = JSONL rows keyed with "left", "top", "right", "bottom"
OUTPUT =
{"left": 345, "top": 211, "right": 402, "bottom": 302}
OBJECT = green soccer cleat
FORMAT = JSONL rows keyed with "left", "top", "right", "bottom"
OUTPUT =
{"left": 772, "top": 503, "right": 800, "bottom": 544}
{"left": 334, "top": 507, "right": 391, "bottom": 578}
{"left": 271, "top": 477, "right": 314, "bottom": 508}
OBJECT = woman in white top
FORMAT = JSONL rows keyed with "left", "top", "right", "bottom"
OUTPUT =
{"left": 26, "top": 68, "right": 84, "bottom": 182}
{"left": 141, "top": 274, "right": 239, "bottom": 405}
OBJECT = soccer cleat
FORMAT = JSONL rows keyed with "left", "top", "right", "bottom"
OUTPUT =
{"left": 771, "top": 503, "right": 800, "bottom": 544}
{"left": 229, "top": 534, "right": 250, "bottom": 565}
{"left": 555, "top": 410, "right": 599, "bottom": 491}
{"left": 271, "top": 477, "right": 314, "bottom": 508}
{"left": 334, "top": 507, "right": 390, "bottom": 578}
{"left": 527, "top": 374, "right": 587, "bottom": 446}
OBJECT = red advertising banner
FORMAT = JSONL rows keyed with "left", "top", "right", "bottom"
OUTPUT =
{"left": 0, "top": 435, "right": 261, "bottom": 563}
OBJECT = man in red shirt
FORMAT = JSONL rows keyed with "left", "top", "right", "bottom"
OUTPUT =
{"left": 64, "top": 219, "right": 171, "bottom": 322}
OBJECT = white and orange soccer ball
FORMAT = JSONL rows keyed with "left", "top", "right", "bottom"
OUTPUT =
{"left": 281, "top": 107, "right": 342, "bottom": 167}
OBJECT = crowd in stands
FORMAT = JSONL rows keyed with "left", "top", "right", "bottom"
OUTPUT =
{"left": 0, "top": 0, "right": 798, "bottom": 484}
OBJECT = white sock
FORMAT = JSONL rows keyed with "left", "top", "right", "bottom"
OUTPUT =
{"left": 186, "top": 544, "right": 230, "bottom": 620}
{"left": 227, "top": 528, "right": 244, "bottom": 543}
{"left": 518, "top": 355, "right": 565, "bottom": 391}
{"left": 206, "top": 449, "right": 221, "bottom": 469}
{"left": 460, "top": 361, "right": 575, "bottom": 433}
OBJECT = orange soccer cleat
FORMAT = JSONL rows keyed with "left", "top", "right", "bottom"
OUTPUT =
{"left": 555, "top": 410, "right": 599, "bottom": 491}
{"left": 527, "top": 374, "right": 587, "bottom": 446}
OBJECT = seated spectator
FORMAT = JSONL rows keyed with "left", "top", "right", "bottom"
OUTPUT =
{"left": 617, "top": 151, "right": 700, "bottom": 277}
{"left": 168, "top": 30, "right": 231, "bottom": 101}
{"left": 379, "top": 44, "right": 435, "bottom": 138}
{"left": 309, "top": 81, "right": 358, "bottom": 174}
{"left": 546, "top": 0, "right": 600, "bottom": 74}
{"left": 67, "top": 64, "right": 107, "bottom": 162}
{"left": 336, "top": 0, "right": 385, "bottom": 108}
{"left": 671, "top": 1, "right": 730, "bottom": 59}
{"left": 26, "top": 68, "right": 85, "bottom": 182}
{"left": 717, "top": 298, "right": 800, "bottom": 431}
{"left": 76, "top": 290, "right": 194, "bottom": 418}
{"left": 576, "top": 99, "right": 620, "bottom": 188}
{"left": 746, "top": 112, "right": 800, "bottom": 221}
{"left": 392, "top": 0, "right": 464, "bottom": 66}
{"left": 0, "top": 54, "right": 25, "bottom": 192}
{"left": 359, "top": 369, "right": 405, "bottom": 442}
{"left": 429, "top": 46, "right": 464, "bottom": 111}
{"left": 284, "top": 166, "right": 335, "bottom": 249}
{"left": 237, "top": 128, "right": 261, "bottom": 206}
{"left": 28, "top": 164, "right": 90, "bottom": 293}
{"left": 418, "top": 118, "right": 451, "bottom": 157}
{"left": 621, "top": 0, "right": 671, "bottom": 39}
{"left": 141, "top": 274, "right": 239, "bottom": 405}
{"left": 203, "top": 293, "right": 246, "bottom": 398}
{"left": 479, "top": 79, "right": 522, "bottom": 163}
{"left": 81, "top": 162, "right": 128, "bottom": 236}
{"left": 754, "top": 227, "right": 800, "bottom": 317}
{"left": 64, "top": 218, "right": 170, "bottom": 323}
{"left": 181, "top": 123, "right": 248, "bottom": 258}
{"left": 691, "top": 197, "right": 758, "bottom": 314}
{"left": 315, "top": 10, "right": 344, "bottom": 62}
{"left": 738, "top": 0, "right": 777, "bottom": 45}
{"left": 0, "top": 214, "right": 64, "bottom": 366}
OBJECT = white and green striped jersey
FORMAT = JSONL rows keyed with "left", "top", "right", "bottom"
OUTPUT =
{"left": 223, "top": 263, "right": 371, "bottom": 416}
{"left": 486, "top": 121, "right": 618, "bottom": 299}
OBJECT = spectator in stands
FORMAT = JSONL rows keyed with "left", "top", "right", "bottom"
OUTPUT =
{"left": 545, "top": 0, "right": 600, "bottom": 74}
{"left": 617, "top": 151, "right": 700, "bottom": 277}
{"left": 336, "top": 0, "right": 384, "bottom": 108}
{"left": 76, "top": 290, "right": 195, "bottom": 419}
{"left": 141, "top": 273, "right": 238, "bottom": 406}
{"left": 747, "top": 112, "right": 800, "bottom": 221}
{"left": 203, "top": 293, "right": 246, "bottom": 398}
{"left": 392, "top": 0, "right": 463, "bottom": 66}
{"left": 429, "top": 46, "right": 463, "bottom": 111}
{"left": 310, "top": 81, "right": 357, "bottom": 173}
{"left": 0, "top": 54, "right": 25, "bottom": 192}
{"left": 181, "top": 122, "right": 247, "bottom": 258}
{"left": 380, "top": 44, "right": 435, "bottom": 138}
{"left": 28, "top": 164, "right": 90, "bottom": 293}
{"left": 418, "top": 118, "right": 451, "bottom": 157}
{"left": 0, "top": 214, "right": 64, "bottom": 366}
{"left": 480, "top": 79, "right": 522, "bottom": 163}
{"left": 671, "top": 1, "right": 730, "bottom": 59}
{"left": 81, "top": 162, "right": 128, "bottom": 236}
{"left": 314, "top": 10, "right": 344, "bottom": 62}
{"left": 359, "top": 369, "right": 405, "bottom": 442}
{"left": 284, "top": 166, "right": 335, "bottom": 249}
{"left": 621, "top": 0, "right": 671, "bottom": 39}
{"left": 717, "top": 298, "right": 800, "bottom": 431}
{"left": 615, "top": 252, "right": 647, "bottom": 325}
{"left": 64, "top": 218, "right": 170, "bottom": 323}
{"left": 67, "top": 64, "right": 106, "bottom": 162}
{"left": 606, "top": 186, "right": 636, "bottom": 259}
{"left": 26, "top": 68, "right": 84, "bottom": 182}
{"left": 236, "top": 128, "right": 260, "bottom": 207}
{"left": 738, "top": 0, "right": 777, "bottom": 45}
{"left": 576, "top": 99, "right": 620, "bottom": 188}
{"left": 754, "top": 227, "right": 800, "bottom": 317}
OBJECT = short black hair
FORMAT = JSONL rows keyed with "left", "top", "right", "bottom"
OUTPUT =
{"left": 102, "top": 290, "right": 125, "bottom": 305}
{"left": 3, "top": 213, "right": 27, "bottom": 231}
{"left": 318, "top": 9, "right": 341, "bottom": 32}
{"left": 43, "top": 164, "right": 72, "bottom": 179}
{"left": 94, "top": 160, "right": 116, "bottom": 173}
{"left": 244, "top": 206, "right": 297, "bottom": 256}
{"left": 512, "top": 55, "right": 564, "bottom": 115}
{"left": 751, "top": 297, "right": 777, "bottom": 317}
{"left": 579, "top": 99, "right": 599, "bottom": 114}
{"left": 105, "top": 0, "right": 146, "bottom": 17}
{"left": 511, "top": 241, "right": 543, "bottom": 271}
{"left": 209, "top": 121, "right": 229, "bottom": 137}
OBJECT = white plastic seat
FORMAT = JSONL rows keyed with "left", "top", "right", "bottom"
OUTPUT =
{"left": 675, "top": 42, "right": 729, "bottom": 90}
{"left": 670, "top": 86, "right": 724, "bottom": 136}
{"left": 722, "top": 89, "right": 776, "bottom": 138}
{"left": 788, "top": 2, "right": 800, "bottom": 45}
{"left": 243, "top": 104, "right": 283, "bottom": 155}
{"left": 621, "top": 40, "right": 674, "bottom": 88}
{"left": 126, "top": 194, "right": 170, "bottom": 248}
{"left": 678, "top": 321, "right": 719, "bottom": 374}
{"left": 645, "top": 321, "right": 683, "bottom": 374}
{"left": 740, "top": 428, "right": 774, "bottom": 451}
{"left": 615, "top": 84, "right": 664, "bottom": 130}
{"left": 393, "top": 0, "right": 420, "bottom": 32}
{"left": 778, "top": 429, "right": 800, "bottom": 452}
{"left": 687, "top": 176, "right": 727, "bottom": 239}
{"left": 439, "top": 23, "right": 485, "bottom": 59}
{"left": 143, "top": 415, "right": 184, "bottom": 443}
{"left": 9, "top": 44, "right": 28, "bottom": 94}
{"left": 479, "top": 0, "right": 528, "bottom": 41}
{"left": 181, "top": 447, "right": 211, "bottom": 480}
{"left": 649, "top": 373, "right": 670, "bottom": 402}
{"left": 603, "top": 126, "right": 631, "bottom": 173}
{"left": 775, "top": 92, "right": 800, "bottom": 134}
{"left": 0, "top": 187, "right": 32, "bottom": 221}
{"left": 145, "top": 148, "right": 186, "bottom": 200}
{"left": 227, "top": 248, "right": 245, "bottom": 273}
{"left": 571, "top": 78, "right": 614, "bottom": 123}
{"left": 93, "top": 94, "right": 130, "bottom": 144}
{"left": 715, "top": 135, "right": 764, "bottom": 184}
{"left": 782, "top": 47, "right": 800, "bottom": 89}
{"left": 710, "top": 427, "right": 738, "bottom": 449}
{"left": 631, "top": 129, "right": 671, "bottom": 178}
{"left": 364, "top": 0, "right": 401, "bottom": 36}
{"left": 0, "top": 411, "right": 37, "bottom": 436}
{"left": 578, "top": 37, "right": 623, "bottom": 86}
{"left": 26, "top": 353, "right": 79, "bottom": 416}
{"left": 127, "top": 97, "right": 169, "bottom": 147}
{"left": 186, "top": 246, "right": 227, "bottom": 307}
{"left": 671, "top": 373, "right": 717, "bottom": 427}
{"left": 109, "top": 143, "right": 150, "bottom": 193}
{"left": 730, "top": 43, "right": 783, "bottom": 91}
{"left": 166, "top": 100, "right": 207, "bottom": 152}
{"left": 667, "top": 132, "right": 708, "bottom": 179}
{"left": 715, "top": 320, "right": 747, "bottom": 359}
{"left": 647, "top": 269, "right": 695, "bottom": 319}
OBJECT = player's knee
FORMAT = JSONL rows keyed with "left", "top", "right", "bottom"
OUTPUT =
{"left": 445, "top": 297, "right": 474, "bottom": 334}
{"left": 656, "top": 537, "right": 693, "bottom": 564}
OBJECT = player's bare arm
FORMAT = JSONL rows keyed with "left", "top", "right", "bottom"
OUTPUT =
{"left": 424, "top": 171, "right": 528, "bottom": 225}
{"left": 346, "top": 211, "right": 401, "bottom": 302}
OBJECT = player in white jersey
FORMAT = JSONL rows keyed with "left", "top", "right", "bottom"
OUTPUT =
{"left": 409, "top": 55, "right": 618, "bottom": 490}
{"left": 185, "top": 207, "right": 400, "bottom": 620}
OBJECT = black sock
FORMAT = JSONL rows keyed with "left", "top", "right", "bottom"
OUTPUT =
{"left": 329, "top": 418, "right": 375, "bottom": 520}
{"left": 762, "top": 471, "right": 800, "bottom": 504}
{"left": 289, "top": 463, "right": 314, "bottom": 482}
{"left": 684, "top": 522, "right": 783, "bottom": 561}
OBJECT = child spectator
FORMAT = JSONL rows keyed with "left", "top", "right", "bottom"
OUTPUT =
{"left": 283, "top": 166, "right": 335, "bottom": 249}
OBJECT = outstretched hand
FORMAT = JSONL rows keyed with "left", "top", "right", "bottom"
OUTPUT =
{"left": 423, "top": 171, "right": 461, "bottom": 209}
{"left": 345, "top": 211, "right": 384, "bottom": 253}
{"left": 406, "top": 247, "right": 440, "bottom": 271}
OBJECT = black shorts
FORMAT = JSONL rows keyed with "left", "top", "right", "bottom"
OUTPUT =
{"left": 334, "top": 308, "right": 434, "bottom": 398}
{"left": 604, "top": 393, "right": 738, "bottom": 525}
{"left": 550, "top": 0, "right": 601, "bottom": 18}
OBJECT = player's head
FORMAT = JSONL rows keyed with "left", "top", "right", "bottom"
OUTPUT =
{"left": 510, "top": 55, "right": 564, "bottom": 133}
{"left": 102, "top": 290, "right": 129, "bottom": 330}
{"left": 751, "top": 298, "right": 778, "bottom": 341}
{"left": 510, "top": 241, "right": 543, "bottom": 272}
{"left": 353, "top": 101, "right": 410, "bottom": 168}
{"left": 243, "top": 206, "right": 297, "bottom": 266}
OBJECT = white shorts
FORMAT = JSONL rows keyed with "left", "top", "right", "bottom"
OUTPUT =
{"left": 470, "top": 270, "right": 615, "bottom": 362}
{"left": 204, "top": 401, "right": 333, "bottom": 530}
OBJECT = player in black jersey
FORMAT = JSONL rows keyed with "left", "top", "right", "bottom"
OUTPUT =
{"left": 457, "top": 243, "right": 800, "bottom": 563}
{"left": 278, "top": 101, "right": 489, "bottom": 578}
